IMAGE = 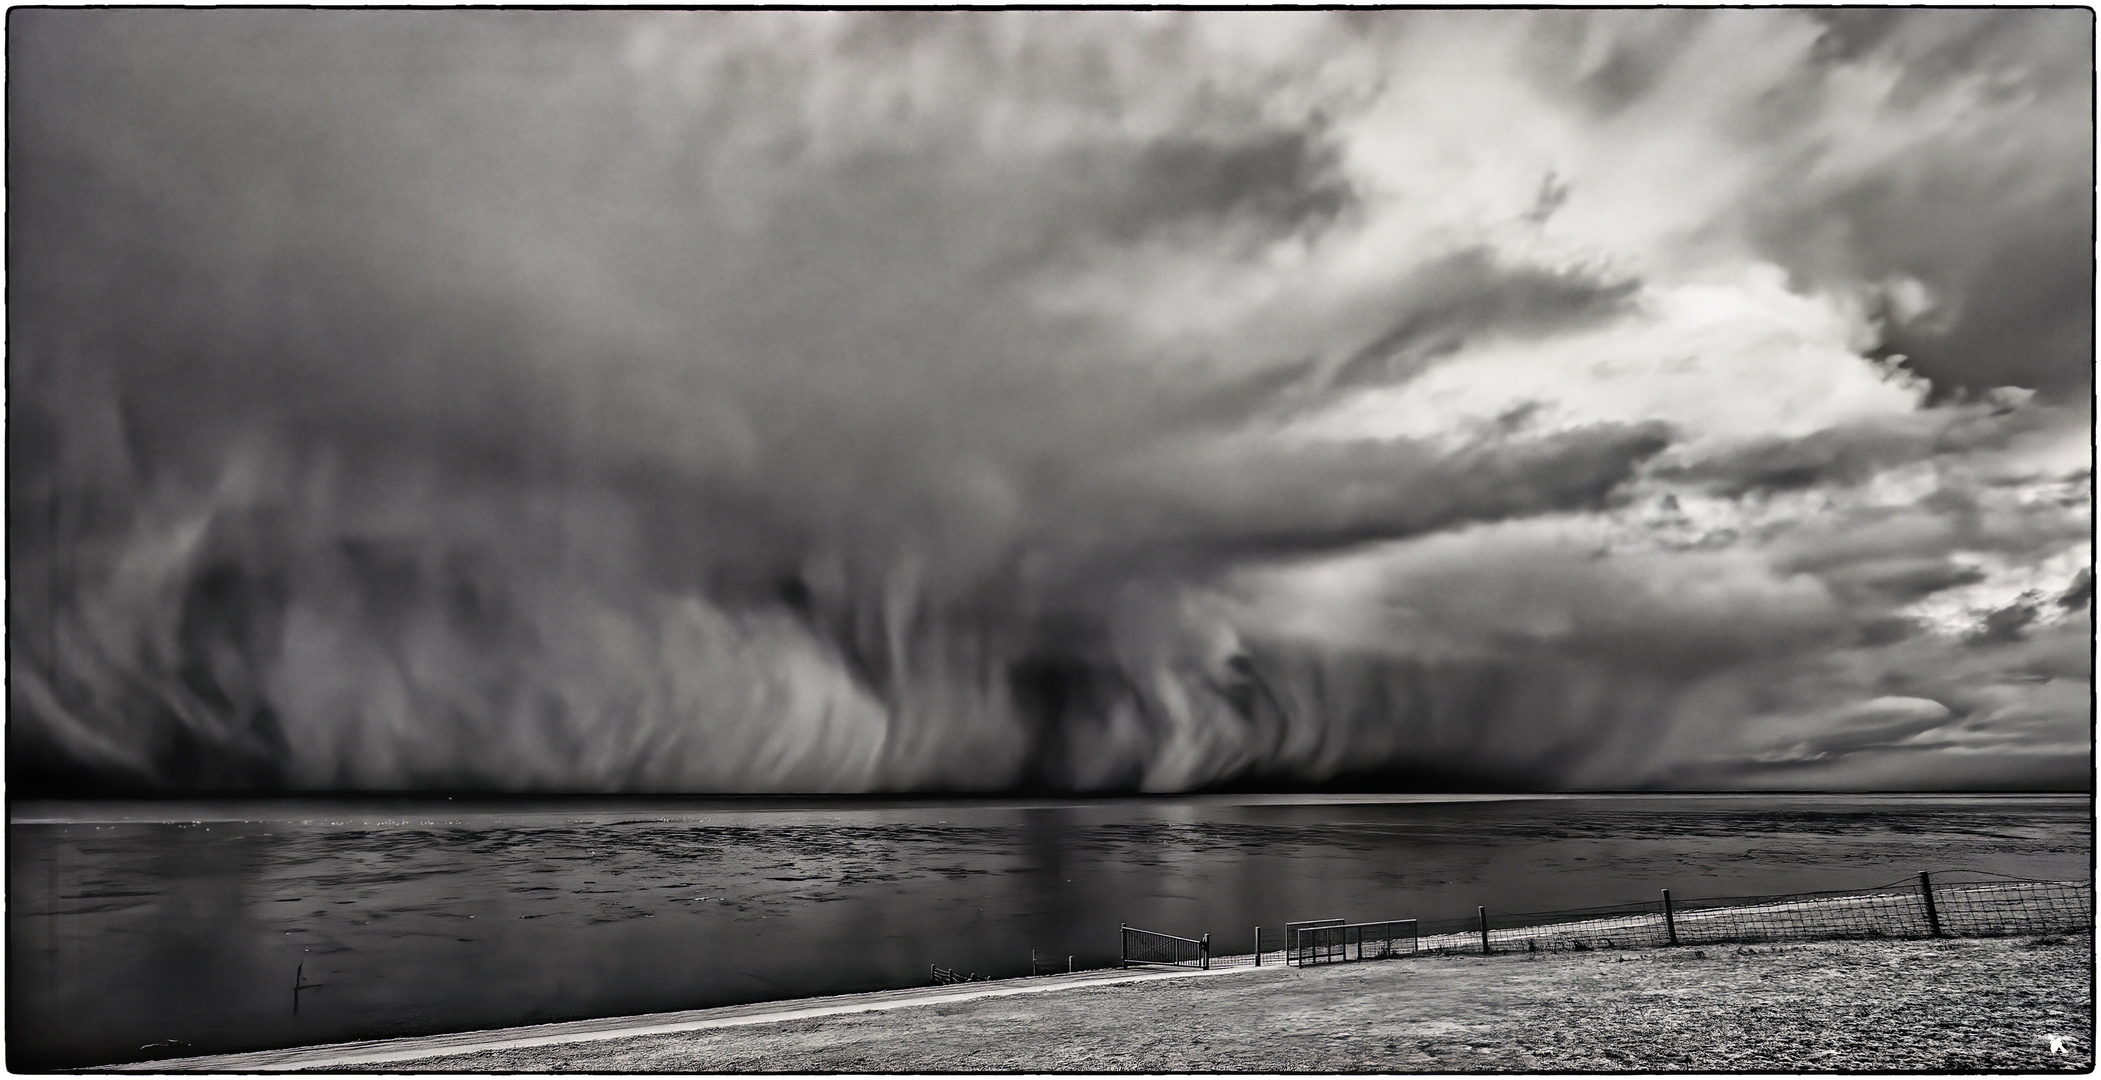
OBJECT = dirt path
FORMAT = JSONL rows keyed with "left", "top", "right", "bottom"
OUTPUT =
{"left": 134, "top": 936, "right": 2091, "bottom": 1073}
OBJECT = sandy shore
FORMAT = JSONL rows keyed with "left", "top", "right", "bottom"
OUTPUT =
{"left": 130, "top": 934, "right": 2090, "bottom": 1073}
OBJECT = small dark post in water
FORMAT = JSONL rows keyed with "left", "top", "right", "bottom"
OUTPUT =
{"left": 1200, "top": 932, "right": 1210, "bottom": 970}
{"left": 1919, "top": 871, "right": 1943, "bottom": 937}
{"left": 1478, "top": 907, "right": 1491, "bottom": 954}
{"left": 1662, "top": 889, "right": 1678, "bottom": 946}
{"left": 1254, "top": 926, "right": 1262, "bottom": 966}
{"left": 292, "top": 956, "right": 322, "bottom": 1015}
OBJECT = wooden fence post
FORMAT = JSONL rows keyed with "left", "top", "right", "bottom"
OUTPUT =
{"left": 1919, "top": 871, "right": 1943, "bottom": 937}
{"left": 1200, "top": 933, "right": 1210, "bottom": 970}
{"left": 1662, "top": 889, "right": 1678, "bottom": 946}
{"left": 1120, "top": 923, "right": 1128, "bottom": 968}
{"left": 1254, "top": 926, "right": 1262, "bottom": 966}
{"left": 1478, "top": 907, "right": 1491, "bottom": 954}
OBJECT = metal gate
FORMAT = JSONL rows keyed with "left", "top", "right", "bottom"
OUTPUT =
{"left": 1120, "top": 923, "right": 1210, "bottom": 969}
{"left": 1255, "top": 918, "right": 1344, "bottom": 965}
{"left": 1290, "top": 919, "right": 1419, "bottom": 966}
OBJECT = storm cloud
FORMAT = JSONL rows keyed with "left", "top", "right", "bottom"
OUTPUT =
{"left": 10, "top": 10, "right": 2090, "bottom": 793}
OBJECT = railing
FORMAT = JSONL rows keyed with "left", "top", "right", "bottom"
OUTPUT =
{"left": 1253, "top": 918, "right": 1341, "bottom": 966}
{"left": 1120, "top": 923, "right": 1210, "bottom": 969}
{"left": 1290, "top": 919, "right": 1418, "bottom": 966}
{"left": 929, "top": 965, "right": 992, "bottom": 985}
{"left": 1030, "top": 950, "right": 1074, "bottom": 976}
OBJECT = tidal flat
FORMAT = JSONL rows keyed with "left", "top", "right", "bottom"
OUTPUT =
{"left": 10, "top": 792, "right": 2089, "bottom": 1068}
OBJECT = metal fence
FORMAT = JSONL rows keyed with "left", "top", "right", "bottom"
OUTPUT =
{"left": 929, "top": 964, "right": 993, "bottom": 985}
{"left": 1253, "top": 918, "right": 1341, "bottom": 965}
{"left": 1291, "top": 919, "right": 1420, "bottom": 966}
{"left": 1401, "top": 871, "right": 2092, "bottom": 956}
{"left": 1121, "top": 923, "right": 1210, "bottom": 969}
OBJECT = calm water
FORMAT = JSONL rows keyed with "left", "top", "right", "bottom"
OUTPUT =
{"left": 9, "top": 792, "right": 2090, "bottom": 1068}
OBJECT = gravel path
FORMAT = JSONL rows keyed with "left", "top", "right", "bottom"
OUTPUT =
{"left": 306, "top": 935, "right": 2090, "bottom": 1073}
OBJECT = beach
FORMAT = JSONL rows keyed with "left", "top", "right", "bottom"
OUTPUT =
{"left": 131, "top": 934, "right": 2092, "bottom": 1073}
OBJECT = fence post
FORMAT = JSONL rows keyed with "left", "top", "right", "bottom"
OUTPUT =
{"left": 1478, "top": 906, "right": 1491, "bottom": 954}
{"left": 1919, "top": 871, "right": 1943, "bottom": 937}
{"left": 1254, "top": 926, "right": 1262, "bottom": 967}
{"left": 1067, "top": 955, "right": 1073, "bottom": 973}
{"left": 1120, "top": 923, "right": 1128, "bottom": 968}
{"left": 1662, "top": 889, "right": 1678, "bottom": 946}
{"left": 1200, "top": 933, "right": 1210, "bottom": 970}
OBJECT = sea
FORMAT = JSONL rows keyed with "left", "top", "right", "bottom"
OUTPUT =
{"left": 8, "top": 792, "right": 2090, "bottom": 1069}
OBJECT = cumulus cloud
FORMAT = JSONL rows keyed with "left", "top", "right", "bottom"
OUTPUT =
{"left": 9, "top": 10, "right": 2089, "bottom": 793}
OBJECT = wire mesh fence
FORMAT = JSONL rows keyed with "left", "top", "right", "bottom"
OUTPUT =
{"left": 1141, "top": 871, "right": 2085, "bottom": 975}
{"left": 1661, "top": 880, "right": 1935, "bottom": 946}
{"left": 1398, "top": 871, "right": 2091, "bottom": 957}
{"left": 1927, "top": 874, "right": 2093, "bottom": 937}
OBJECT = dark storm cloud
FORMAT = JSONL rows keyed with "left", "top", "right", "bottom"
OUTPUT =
{"left": 2057, "top": 568, "right": 2092, "bottom": 612}
{"left": 1966, "top": 600, "right": 2041, "bottom": 647}
{"left": 1739, "top": 696, "right": 1956, "bottom": 765}
{"left": 1757, "top": 412, "right": 2088, "bottom": 583}
{"left": 1655, "top": 402, "right": 2051, "bottom": 498}
{"left": 1103, "top": 129, "right": 1353, "bottom": 243}
{"left": 9, "top": 9, "right": 2089, "bottom": 794}
{"left": 1518, "top": 7, "right": 2093, "bottom": 402}
{"left": 9, "top": 10, "right": 1682, "bottom": 793}
{"left": 1231, "top": 520, "right": 1855, "bottom": 707}
{"left": 1558, "top": 11, "right": 1716, "bottom": 119}
{"left": 1757, "top": 9, "right": 2094, "bottom": 400}
{"left": 1327, "top": 251, "right": 1642, "bottom": 392}
{"left": 1663, "top": 424, "right": 1926, "bottom": 497}
{"left": 1816, "top": 559, "right": 1987, "bottom": 605}
{"left": 1085, "top": 422, "right": 1671, "bottom": 569}
{"left": 1655, "top": 602, "right": 2092, "bottom": 790}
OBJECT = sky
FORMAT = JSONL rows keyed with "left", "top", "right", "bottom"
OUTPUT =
{"left": 9, "top": 9, "right": 2092, "bottom": 794}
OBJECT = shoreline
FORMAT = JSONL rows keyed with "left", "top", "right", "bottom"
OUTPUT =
{"left": 116, "top": 935, "right": 2092, "bottom": 1074}
{"left": 106, "top": 878, "right": 2093, "bottom": 1072}
{"left": 113, "top": 962, "right": 1264, "bottom": 1072}
{"left": 28, "top": 803, "right": 2085, "bottom": 1072}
